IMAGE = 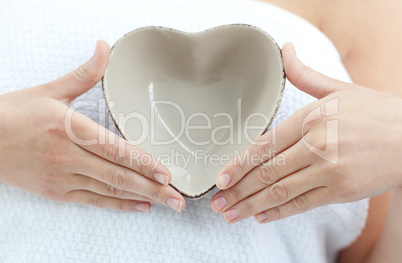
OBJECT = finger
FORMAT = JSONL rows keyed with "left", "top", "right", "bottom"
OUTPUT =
{"left": 220, "top": 166, "right": 324, "bottom": 223}
{"left": 282, "top": 43, "right": 350, "bottom": 99}
{"left": 215, "top": 102, "right": 316, "bottom": 190}
{"left": 71, "top": 174, "right": 159, "bottom": 204}
{"left": 254, "top": 187, "right": 330, "bottom": 223}
{"left": 44, "top": 40, "right": 110, "bottom": 103}
{"left": 211, "top": 139, "right": 313, "bottom": 212}
{"left": 65, "top": 111, "right": 172, "bottom": 186}
{"left": 76, "top": 151, "right": 185, "bottom": 212}
{"left": 64, "top": 190, "right": 151, "bottom": 212}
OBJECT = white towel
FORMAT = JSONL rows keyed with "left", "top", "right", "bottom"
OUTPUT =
{"left": 0, "top": 0, "right": 368, "bottom": 262}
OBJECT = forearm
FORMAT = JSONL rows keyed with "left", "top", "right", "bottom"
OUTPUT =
{"left": 365, "top": 188, "right": 402, "bottom": 263}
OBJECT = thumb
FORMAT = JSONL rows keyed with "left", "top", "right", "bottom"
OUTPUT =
{"left": 282, "top": 43, "right": 350, "bottom": 99}
{"left": 46, "top": 40, "right": 110, "bottom": 103}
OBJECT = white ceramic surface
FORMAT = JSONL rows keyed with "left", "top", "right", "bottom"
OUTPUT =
{"left": 102, "top": 24, "right": 285, "bottom": 198}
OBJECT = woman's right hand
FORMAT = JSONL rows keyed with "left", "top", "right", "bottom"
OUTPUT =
{"left": 0, "top": 40, "right": 185, "bottom": 212}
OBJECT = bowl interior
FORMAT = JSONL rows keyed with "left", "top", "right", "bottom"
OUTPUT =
{"left": 103, "top": 25, "right": 285, "bottom": 198}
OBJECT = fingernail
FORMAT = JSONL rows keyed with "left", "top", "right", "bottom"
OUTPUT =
{"left": 223, "top": 208, "right": 239, "bottom": 222}
{"left": 211, "top": 196, "right": 227, "bottom": 212}
{"left": 216, "top": 173, "right": 231, "bottom": 189}
{"left": 254, "top": 212, "right": 268, "bottom": 223}
{"left": 135, "top": 202, "right": 150, "bottom": 212}
{"left": 167, "top": 198, "right": 183, "bottom": 212}
{"left": 154, "top": 172, "right": 168, "bottom": 186}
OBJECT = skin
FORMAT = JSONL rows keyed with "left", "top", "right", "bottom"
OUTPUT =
{"left": 1, "top": 0, "right": 401, "bottom": 262}
{"left": 0, "top": 41, "right": 186, "bottom": 213}
{"left": 211, "top": 0, "right": 402, "bottom": 262}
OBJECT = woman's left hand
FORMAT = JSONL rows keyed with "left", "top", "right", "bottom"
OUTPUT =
{"left": 210, "top": 43, "right": 402, "bottom": 223}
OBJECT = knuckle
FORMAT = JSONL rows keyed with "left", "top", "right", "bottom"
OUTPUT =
{"left": 232, "top": 163, "right": 246, "bottom": 179}
{"left": 88, "top": 195, "right": 102, "bottom": 208}
{"left": 302, "top": 122, "right": 312, "bottom": 135}
{"left": 302, "top": 120, "right": 315, "bottom": 134}
{"left": 303, "top": 126, "right": 327, "bottom": 152}
{"left": 270, "top": 183, "right": 290, "bottom": 202}
{"left": 228, "top": 187, "right": 243, "bottom": 202}
{"left": 150, "top": 188, "right": 162, "bottom": 201}
{"left": 270, "top": 207, "right": 282, "bottom": 220}
{"left": 257, "top": 164, "right": 277, "bottom": 185}
{"left": 135, "top": 154, "right": 154, "bottom": 176}
{"left": 42, "top": 172, "right": 58, "bottom": 183}
{"left": 136, "top": 161, "right": 146, "bottom": 176}
{"left": 303, "top": 118, "right": 326, "bottom": 137}
{"left": 229, "top": 156, "right": 247, "bottom": 179}
{"left": 74, "top": 64, "right": 97, "bottom": 84}
{"left": 44, "top": 153, "right": 75, "bottom": 169}
{"left": 254, "top": 137, "right": 274, "bottom": 156}
{"left": 293, "top": 195, "right": 310, "bottom": 211}
{"left": 242, "top": 200, "right": 255, "bottom": 214}
{"left": 302, "top": 111, "right": 323, "bottom": 133}
{"left": 46, "top": 121, "right": 67, "bottom": 139}
{"left": 261, "top": 138, "right": 274, "bottom": 155}
{"left": 118, "top": 201, "right": 131, "bottom": 211}
{"left": 111, "top": 169, "right": 130, "bottom": 189}
{"left": 102, "top": 144, "right": 123, "bottom": 165}
{"left": 104, "top": 184, "right": 124, "bottom": 196}
{"left": 48, "top": 154, "right": 71, "bottom": 167}
{"left": 74, "top": 65, "right": 89, "bottom": 81}
{"left": 316, "top": 135, "right": 328, "bottom": 151}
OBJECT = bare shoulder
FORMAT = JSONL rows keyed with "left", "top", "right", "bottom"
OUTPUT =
{"left": 260, "top": 0, "right": 402, "bottom": 95}
{"left": 319, "top": 0, "right": 402, "bottom": 95}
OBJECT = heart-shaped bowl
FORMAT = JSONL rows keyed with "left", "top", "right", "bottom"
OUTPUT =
{"left": 102, "top": 24, "right": 285, "bottom": 199}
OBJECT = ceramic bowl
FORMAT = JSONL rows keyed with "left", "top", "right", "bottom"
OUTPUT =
{"left": 102, "top": 24, "right": 285, "bottom": 198}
